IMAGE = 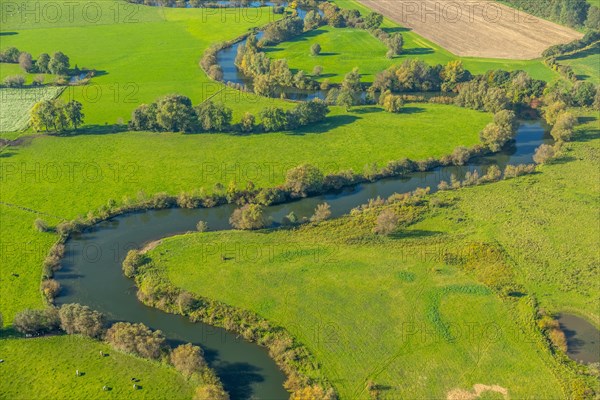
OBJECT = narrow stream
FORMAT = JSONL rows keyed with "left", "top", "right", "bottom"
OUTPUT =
{"left": 55, "top": 122, "right": 553, "bottom": 399}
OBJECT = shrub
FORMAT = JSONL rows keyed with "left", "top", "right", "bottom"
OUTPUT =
{"left": 374, "top": 209, "right": 399, "bottom": 235}
{"left": 170, "top": 343, "right": 206, "bottom": 377}
{"left": 310, "top": 202, "right": 331, "bottom": 222}
{"left": 13, "top": 307, "right": 59, "bottom": 335}
{"left": 543, "top": 101, "right": 567, "bottom": 125}
{"left": 551, "top": 112, "right": 577, "bottom": 142}
{"left": 195, "top": 100, "right": 232, "bottom": 132}
{"left": 450, "top": 146, "right": 470, "bottom": 166}
{"left": 229, "top": 204, "right": 266, "bottom": 230}
{"left": 291, "top": 385, "right": 336, "bottom": 400}
{"left": 105, "top": 322, "right": 166, "bottom": 360}
{"left": 59, "top": 303, "right": 105, "bottom": 338}
{"left": 310, "top": 43, "right": 321, "bottom": 56}
{"left": 381, "top": 93, "right": 404, "bottom": 113}
{"left": 122, "top": 250, "right": 147, "bottom": 278}
{"left": 3, "top": 75, "right": 25, "bottom": 88}
{"left": 34, "top": 218, "right": 48, "bottom": 232}
{"left": 240, "top": 112, "right": 255, "bottom": 133}
{"left": 194, "top": 385, "right": 229, "bottom": 400}
{"left": 196, "top": 220, "right": 208, "bottom": 232}
{"left": 312, "top": 65, "right": 323, "bottom": 76}
{"left": 260, "top": 107, "right": 288, "bottom": 132}
{"left": 285, "top": 164, "right": 324, "bottom": 196}
{"left": 533, "top": 144, "right": 556, "bottom": 164}
{"left": 41, "top": 279, "right": 61, "bottom": 301}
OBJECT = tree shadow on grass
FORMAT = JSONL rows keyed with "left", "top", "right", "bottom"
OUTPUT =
{"left": 389, "top": 230, "right": 443, "bottom": 239}
{"left": 403, "top": 47, "right": 435, "bottom": 56}
{"left": 402, "top": 106, "right": 426, "bottom": 114}
{"left": 384, "top": 27, "right": 411, "bottom": 34}
{"left": 286, "top": 114, "right": 359, "bottom": 135}
{"left": 64, "top": 124, "right": 129, "bottom": 136}
{"left": 0, "top": 32, "right": 18, "bottom": 36}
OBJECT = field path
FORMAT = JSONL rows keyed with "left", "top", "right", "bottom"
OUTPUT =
{"left": 356, "top": 0, "right": 582, "bottom": 59}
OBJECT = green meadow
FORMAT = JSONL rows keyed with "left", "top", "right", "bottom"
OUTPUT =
{"left": 557, "top": 45, "right": 600, "bottom": 84}
{"left": 0, "top": 335, "right": 197, "bottom": 399}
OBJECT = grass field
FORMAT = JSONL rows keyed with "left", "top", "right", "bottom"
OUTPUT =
{"left": 0, "top": 87, "right": 64, "bottom": 132}
{"left": 0, "top": 103, "right": 490, "bottom": 322}
{"left": 266, "top": 0, "right": 559, "bottom": 83}
{"left": 0, "top": 335, "right": 197, "bottom": 399}
{"left": 143, "top": 203, "right": 565, "bottom": 399}
{"left": 557, "top": 45, "right": 600, "bottom": 84}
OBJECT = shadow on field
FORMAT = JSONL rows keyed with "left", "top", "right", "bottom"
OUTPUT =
{"left": 389, "top": 229, "right": 443, "bottom": 239}
{"left": 402, "top": 107, "right": 426, "bottom": 114}
{"left": 65, "top": 124, "right": 129, "bottom": 136}
{"left": 0, "top": 32, "right": 18, "bottom": 36}
{"left": 384, "top": 27, "right": 411, "bottom": 34}
{"left": 288, "top": 114, "right": 359, "bottom": 135}
{"left": 403, "top": 47, "right": 434, "bottom": 56}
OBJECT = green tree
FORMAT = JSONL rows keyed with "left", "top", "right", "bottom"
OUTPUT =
{"left": 229, "top": 203, "right": 266, "bottom": 230}
{"left": 386, "top": 33, "right": 403, "bottom": 56}
{"left": 310, "top": 202, "right": 331, "bottom": 222}
{"left": 155, "top": 94, "right": 197, "bottom": 132}
{"left": 364, "top": 12, "right": 383, "bottom": 30}
{"left": 105, "top": 322, "right": 166, "bottom": 360}
{"left": 195, "top": 100, "right": 232, "bottom": 132}
{"left": 64, "top": 100, "right": 84, "bottom": 129}
{"left": 13, "top": 308, "right": 59, "bottom": 335}
{"left": 551, "top": 112, "right": 577, "bottom": 142}
{"left": 240, "top": 112, "right": 255, "bottom": 133}
{"left": 260, "top": 107, "right": 288, "bottom": 132}
{"left": 285, "top": 164, "right": 324, "bottom": 196}
{"left": 31, "top": 100, "right": 58, "bottom": 132}
{"left": 170, "top": 343, "right": 206, "bottom": 377}
{"left": 304, "top": 9, "right": 322, "bottom": 30}
{"left": 1, "top": 47, "right": 20, "bottom": 63}
{"left": 48, "top": 51, "right": 70, "bottom": 75}
{"left": 59, "top": 303, "right": 105, "bottom": 338}
{"left": 18, "top": 52, "right": 33, "bottom": 72}
{"left": 310, "top": 43, "right": 321, "bottom": 56}
{"left": 36, "top": 53, "right": 51, "bottom": 73}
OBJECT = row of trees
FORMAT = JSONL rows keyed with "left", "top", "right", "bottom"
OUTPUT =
{"left": 501, "top": 0, "right": 599, "bottom": 29}
{"left": 129, "top": 94, "right": 329, "bottom": 133}
{"left": 1, "top": 47, "right": 71, "bottom": 75}
{"left": 31, "top": 100, "right": 84, "bottom": 133}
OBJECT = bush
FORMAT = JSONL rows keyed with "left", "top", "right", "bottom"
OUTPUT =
{"left": 551, "top": 112, "right": 577, "bottom": 142}
{"left": 373, "top": 209, "right": 399, "bottom": 235}
{"left": 3, "top": 75, "right": 25, "bottom": 88}
{"left": 170, "top": 343, "right": 206, "bottom": 377}
{"left": 195, "top": 100, "right": 232, "bottom": 132}
{"left": 13, "top": 307, "right": 59, "bottom": 335}
{"left": 544, "top": 101, "right": 567, "bottom": 125}
{"left": 240, "top": 112, "right": 255, "bottom": 133}
{"left": 381, "top": 93, "right": 404, "bottom": 113}
{"left": 450, "top": 146, "right": 470, "bottom": 166}
{"left": 41, "top": 279, "right": 61, "bottom": 301}
{"left": 533, "top": 144, "right": 557, "bottom": 164}
{"left": 285, "top": 164, "right": 324, "bottom": 196}
{"left": 194, "top": 385, "right": 229, "bottom": 400}
{"left": 59, "top": 303, "right": 105, "bottom": 338}
{"left": 260, "top": 107, "right": 288, "bottom": 132}
{"left": 105, "top": 322, "right": 166, "bottom": 360}
{"left": 196, "top": 220, "right": 208, "bottom": 232}
{"left": 34, "top": 218, "right": 48, "bottom": 232}
{"left": 122, "top": 249, "right": 147, "bottom": 278}
{"left": 310, "top": 43, "right": 321, "bottom": 56}
{"left": 229, "top": 203, "right": 266, "bottom": 230}
{"left": 310, "top": 202, "right": 331, "bottom": 222}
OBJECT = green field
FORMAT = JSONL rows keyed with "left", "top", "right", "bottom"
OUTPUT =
{"left": 267, "top": 24, "right": 558, "bottom": 83}
{"left": 0, "top": 87, "right": 64, "bottom": 132}
{"left": 0, "top": 335, "right": 197, "bottom": 399}
{"left": 558, "top": 45, "right": 600, "bottom": 84}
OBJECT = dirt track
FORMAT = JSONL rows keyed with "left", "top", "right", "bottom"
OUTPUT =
{"left": 356, "top": 0, "right": 582, "bottom": 59}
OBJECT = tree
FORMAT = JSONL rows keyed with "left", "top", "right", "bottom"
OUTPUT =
{"left": 122, "top": 250, "right": 147, "bottom": 278}
{"left": 229, "top": 203, "right": 266, "bottom": 230}
{"left": 18, "top": 52, "right": 33, "bottom": 72}
{"left": 196, "top": 220, "right": 208, "bottom": 232}
{"left": 105, "top": 322, "right": 166, "bottom": 360}
{"left": 292, "top": 99, "right": 329, "bottom": 126}
{"left": 533, "top": 144, "right": 556, "bottom": 164}
{"left": 1, "top": 47, "right": 20, "bottom": 63}
{"left": 48, "top": 51, "right": 70, "bottom": 75}
{"left": 374, "top": 210, "right": 399, "bottom": 234}
{"left": 381, "top": 92, "right": 404, "bottom": 113}
{"left": 480, "top": 110, "right": 518, "bottom": 151}
{"left": 551, "top": 112, "right": 577, "bottom": 142}
{"left": 285, "top": 164, "right": 324, "bottom": 196}
{"left": 129, "top": 103, "right": 158, "bottom": 131}
{"left": 441, "top": 60, "right": 469, "bottom": 92}
{"left": 386, "top": 33, "right": 403, "bottom": 56}
{"left": 338, "top": 67, "right": 362, "bottom": 109}
{"left": 41, "top": 279, "right": 61, "bottom": 301}
{"left": 451, "top": 146, "right": 470, "bottom": 165}
{"left": 3, "top": 75, "right": 25, "bottom": 88}
{"left": 311, "top": 202, "right": 331, "bottom": 222}
{"left": 253, "top": 74, "right": 273, "bottom": 97}
{"left": 36, "top": 53, "right": 51, "bottom": 73}
{"left": 156, "top": 94, "right": 197, "bottom": 132}
{"left": 33, "top": 74, "right": 45, "bottom": 86}
{"left": 13, "top": 307, "right": 59, "bottom": 335}
{"left": 170, "top": 343, "right": 206, "bottom": 377}
{"left": 310, "top": 43, "right": 321, "bottom": 56}
{"left": 194, "top": 385, "right": 229, "bottom": 400}
{"left": 304, "top": 10, "right": 322, "bottom": 31}
{"left": 31, "top": 100, "right": 58, "bottom": 132}
{"left": 195, "top": 100, "right": 232, "bottom": 132}
{"left": 64, "top": 100, "right": 84, "bottom": 129}
{"left": 260, "top": 107, "right": 288, "bottom": 132}
{"left": 312, "top": 65, "right": 323, "bottom": 77}
{"left": 571, "top": 81, "right": 596, "bottom": 107}
{"left": 59, "top": 303, "right": 105, "bottom": 338}
{"left": 238, "top": 112, "right": 255, "bottom": 133}
{"left": 544, "top": 101, "right": 567, "bottom": 125}
{"left": 364, "top": 12, "right": 383, "bottom": 30}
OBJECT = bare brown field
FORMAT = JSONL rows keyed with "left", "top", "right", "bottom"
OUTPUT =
{"left": 355, "top": 0, "right": 583, "bottom": 59}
